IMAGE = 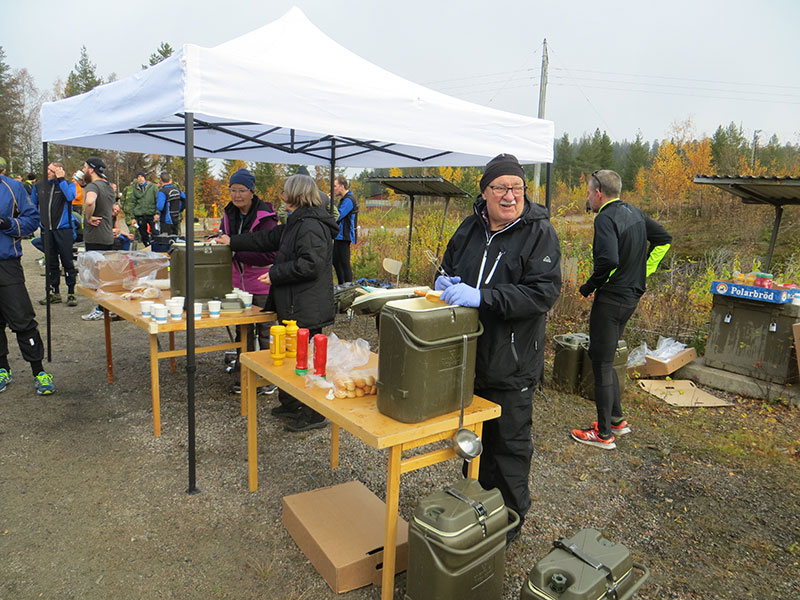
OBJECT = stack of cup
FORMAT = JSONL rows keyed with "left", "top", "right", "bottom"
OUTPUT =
{"left": 241, "top": 292, "right": 253, "bottom": 309}
{"left": 140, "top": 300, "right": 153, "bottom": 319}
{"left": 208, "top": 300, "right": 222, "bottom": 318}
{"left": 152, "top": 303, "right": 168, "bottom": 324}
{"left": 194, "top": 302, "right": 203, "bottom": 321}
{"left": 167, "top": 298, "right": 183, "bottom": 321}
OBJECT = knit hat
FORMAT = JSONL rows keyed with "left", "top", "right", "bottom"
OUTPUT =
{"left": 136, "top": 171, "right": 146, "bottom": 178}
{"left": 229, "top": 168, "right": 255, "bottom": 192}
{"left": 86, "top": 156, "right": 107, "bottom": 177}
{"left": 296, "top": 166, "right": 310, "bottom": 176}
{"left": 479, "top": 153, "right": 525, "bottom": 192}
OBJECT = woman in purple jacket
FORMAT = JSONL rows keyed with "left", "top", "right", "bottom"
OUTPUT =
{"left": 220, "top": 168, "right": 278, "bottom": 391}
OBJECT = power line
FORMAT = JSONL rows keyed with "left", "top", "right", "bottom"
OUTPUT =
{"left": 550, "top": 82, "right": 800, "bottom": 105}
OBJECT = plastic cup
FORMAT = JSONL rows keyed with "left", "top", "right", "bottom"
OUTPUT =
{"left": 194, "top": 302, "right": 203, "bottom": 321}
{"left": 225, "top": 293, "right": 238, "bottom": 300}
{"left": 140, "top": 300, "right": 153, "bottom": 318}
{"left": 241, "top": 292, "right": 253, "bottom": 308}
{"left": 153, "top": 304, "right": 168, "bottom": 324}
{"left": 208, "top": 300, "right": 222, "bottom": 318}
{"left": 168, "top": 300, "right": 183, "bottom": 320}
{"left": 171, "top": 296, "right": 185, "bottom": 309}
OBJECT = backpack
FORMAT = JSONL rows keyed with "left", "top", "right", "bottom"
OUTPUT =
{"left": 164, "top": 185, "right": 183, "bottom": 224}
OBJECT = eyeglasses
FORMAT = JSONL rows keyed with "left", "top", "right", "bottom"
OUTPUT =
{"left": 229, "top": 188, "right": 251, "bottom": 195}
{"left": 488, "top": 184, "right": 525, "bottom": 197}
{"left": 591, "top": 170, "right": 602, "bottom": 194}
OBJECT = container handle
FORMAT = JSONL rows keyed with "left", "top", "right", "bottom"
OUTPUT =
{"left": 383, "top": 310, "right": 484, "bottom": 348}
{"left": 613, "top": 562, "right": 649, "bottom": 600}
{"left": 421, "top": 507, "right": 520, "bottom": 574}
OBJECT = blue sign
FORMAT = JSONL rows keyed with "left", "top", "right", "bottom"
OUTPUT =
{"left": 711, "top": 281, "right": 793, "bottom": 304}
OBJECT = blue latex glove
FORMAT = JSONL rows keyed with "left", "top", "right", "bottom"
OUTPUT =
{"left": 441, "top": 282, "right": 481, "bottom": 307}
{"left": 434, "top": 275, "right": 461, "bottom": 291}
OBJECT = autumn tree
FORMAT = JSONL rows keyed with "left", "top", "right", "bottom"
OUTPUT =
{"left": 645, "top": 140, "right": 687, "bottom": 219}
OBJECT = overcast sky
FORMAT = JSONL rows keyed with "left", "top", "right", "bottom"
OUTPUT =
{"left": 3, "top": 0, "right": 799, "bottom": 147}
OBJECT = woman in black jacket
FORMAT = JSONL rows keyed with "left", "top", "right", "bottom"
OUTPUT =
{"left": 219, "top": 174, "right": 338, "bottom": 432}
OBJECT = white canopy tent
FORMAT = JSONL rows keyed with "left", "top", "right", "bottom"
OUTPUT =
{"left": 39, "top": 6, "right": 555, "bottom": 495}
{"left": 41, "top": 7, "right": 553, "bottom": 167}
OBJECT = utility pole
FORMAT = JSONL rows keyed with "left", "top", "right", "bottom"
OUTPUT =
{"left": 532, "top": 39, "right": 548, "bottom": 202}
{"left": 751, "top": 129, "right": 762, "bottom": 170}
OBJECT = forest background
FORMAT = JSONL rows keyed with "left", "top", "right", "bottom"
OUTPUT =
{"left": 2, "top": 43, "right": 799, "bottom": 375}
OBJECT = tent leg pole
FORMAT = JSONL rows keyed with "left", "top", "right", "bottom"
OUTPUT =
{"left": 436, "top": 197, "right": 450, "bottom": 258}
{"left": 185, "top": 112, "right": 199, "bottom": 495}
{"left": 42, "top": 142, "right": 52, "bottom": 363}
{"left": 764, "top": 204, "right": 783, "bottom": 272}
{"left": 406, "top": 195, "right": 415, "bottom": 283}
{"left": 329, "top": 140, "right": 336, "bottom": 214}
{"left": 545, "top": 162, "right": 552, "bottom": 212}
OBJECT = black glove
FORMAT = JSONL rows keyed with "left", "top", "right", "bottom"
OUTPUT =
{"left": 0, "top": 216, "right": 11, "bottom": 230}
{"left": 579, "top": 282, "right": 593, "bottom": 298}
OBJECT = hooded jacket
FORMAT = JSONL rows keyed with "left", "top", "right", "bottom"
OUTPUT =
{"left": 0, "top": 174, "right": 39, "bottom": 262}
{"left": 440, "top": 195, "right": 562, "bottom": 390}
{"left": 131, "top": 181, "right": 158, "bottom": 216}
{"left": 221, "top": 196, "right": 278, "bottom": 295}
{"left": 229, "top": 204, "right": 338, "bottom": 330}
{"left": 31, "top": 178, "right": 76, "bottom": 231}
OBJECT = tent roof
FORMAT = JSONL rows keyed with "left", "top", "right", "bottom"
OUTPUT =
{"left": 365, "top": 176, "right": 470, "bottom": 198}
{"left": 693, "top": 175, "right": 800, "bottom": 206}
{"left": 41, "top": 7, "right": 554, "bottom": 168}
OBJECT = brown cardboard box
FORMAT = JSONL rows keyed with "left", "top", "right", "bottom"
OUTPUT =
{"left": 282, "top": 481, "right": 408, "bottom": 593}
{"left": 627, "top": 347, "right": 697, "bottom": 378}
{"left": 793, "top": 323, "right": 800, "bottom": 376}
{"left": 90, "top": 251, "right": 169, "bottom": 292}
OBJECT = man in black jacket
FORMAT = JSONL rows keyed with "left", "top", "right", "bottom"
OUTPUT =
{"left": 437, "top": 154, "right": 562, "bottom": 543}
{"left": 571, "top": 169, "right": 671, "bottom": 450}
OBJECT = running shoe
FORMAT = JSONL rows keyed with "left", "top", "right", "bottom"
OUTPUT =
{"left": 35, "top": 371, "right": 55, "bottom": 395}
{"left": 39, "top": 292, "right": 62, "bottom": 305}
{"left": 611, "top": 419, "right": 632, "bottom": 435}
{"left": 66, "top": 294, "right": 78, "bottom": 307}
{"left": 570, "top": 423, "right": 616, "bottom": 450}
{"left": 81, "top": 308, "right": 104, "bottom": 321}
{"left": 0, "top": 369, "right": 11, "bottom": 393}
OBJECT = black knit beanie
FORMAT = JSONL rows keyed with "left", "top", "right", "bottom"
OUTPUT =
{"left": 479, "top": 153, "right": 525, "bottom": 192}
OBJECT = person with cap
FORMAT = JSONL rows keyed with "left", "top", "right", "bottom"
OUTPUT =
{"left": 130, "top": 171, "right": 158, "bottom": 247}
{"left": 219, "top": 168, "right": 279, "bottom": 392}
{"left": 332, "top": 175, "right": 358, "bottom": 284}
{"left": 80, "top": 156, "right": 117, "bottom": 321}
{"left": 216, "top": 173, "right": 337, "bottom": 432}
{"left": 31, "top": 161, "right": 78, "bottom": 307}
{"left": 435, "top": 153, "right": 562, "bottom": 544}
{"left": 156, "top": 172, "right": 186, "bottom": 236}
{"left": 570, "top": 169, "right": 671, "bottom": 450}
{"left": 0, "top": 156, "right": 56, "bottom": 395}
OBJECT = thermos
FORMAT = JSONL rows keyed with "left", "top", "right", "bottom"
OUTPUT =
{"left": 313, "top": 334, "right": 327, "bottom": 377}
{"left": 296, "top": 328, "right": 310, "bottom": 375}
{"left": 270, "top": 325, "right": 286, "bottom": 366}
{"left": 283, "top": 320, "right": 299, "bottom": 357}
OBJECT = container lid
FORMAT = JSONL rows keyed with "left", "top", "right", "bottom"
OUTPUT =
{"left": 553, "top": 333, "right": 589, "bottom": 349}
{"left": 413, "top": 479, "right": 505, "bottom": 536}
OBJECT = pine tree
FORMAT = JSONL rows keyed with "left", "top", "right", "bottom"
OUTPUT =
{"left": 65, "top": 46, "right": 102, "bottom": 97}
{"left": 0, "top": 47, "right": 20, "bottom": 163}
{"left": 142, "top": 42, "right": 175, "bottom": 69}
{"left": 621, "top": 133, "right": 650, "bottom": 192}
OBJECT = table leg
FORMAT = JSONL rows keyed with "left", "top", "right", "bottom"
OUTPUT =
{"left": 381, "top": 445, "right": 401, "bottom": 599}
{"left": 240, "top": 325, "right": 249, "bottom": 416}
{"left": 246, "top": 365, "right": 259, "bottom": 492}
{"left": 169, "top": 331, "right": 176, "bottom": 373}
{"left": 102, "top": 308, "right": 113, "bottom": 383}
{"left": 330, "top": 424, "right": 340, "bottom": 469}
{"left": 466, "top": 422, "right": 483, "bottom": 478}
{"left": 149, "top": 334, "right": 161, "bottom": 437}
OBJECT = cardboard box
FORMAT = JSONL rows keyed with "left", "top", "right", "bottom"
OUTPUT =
{"left": 794, "top": 323, "right": 800, "bottom": 377}
{"left": 282, "top": 481, "right": 408, "bottom": 593}
{"left": 627, "top": 347, "right": 697, "bottom": 378}
{"left": 82, "top": 251, "right": 169, "bottom": 292}
{"left": 710, "top": 280, "right": 794, "bottom": 304}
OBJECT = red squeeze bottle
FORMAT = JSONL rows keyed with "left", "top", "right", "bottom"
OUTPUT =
{"left": 313, "top": 334, "right": 327, "bottom": 378}
{"left": 295, "top": 328, "right": 310, "bottom": 375}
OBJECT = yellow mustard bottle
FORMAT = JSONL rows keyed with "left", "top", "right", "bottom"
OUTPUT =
{"left": 283, "top": 320, "right": 299, "bottom": 358}
{"left": 270, "top": 325, "right": 286, "bottom": 366}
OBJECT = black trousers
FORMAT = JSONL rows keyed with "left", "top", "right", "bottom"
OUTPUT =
{"left": 0, "top": 259, "right": 44, "bottom": 365}
{"left": 472, "top": 386, "right": 534, "bottom": 531}
{"left": 588, "top": 299, "right": 637, "bottom": 436}
{"left": 332, "top": 240, "right": 352, "bottom": 284}
{"left": 278, "top": 327, "right": 323, "bottom": 421}
{"left": 135, "top": 214, "right": 155, "bottom": 246}
{"left": 44, "top": 228, "right": 76, "bottom": 295}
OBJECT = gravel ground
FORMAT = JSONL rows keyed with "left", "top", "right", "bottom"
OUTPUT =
{"left": 1, "top": 242, "right": 798, "bottom": 599}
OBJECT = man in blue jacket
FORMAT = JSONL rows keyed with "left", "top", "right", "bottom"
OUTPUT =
{"left": 156, "top": 171, "right": 185, "bottom": 236}
{"left": 0, "top": 157, "right": 55, "bottom": 395}
{"left": 31, "top": 162, "right": 78, "bottom": 307}
{"left": 332, "top": 175, "right": 358, "bottom": 283}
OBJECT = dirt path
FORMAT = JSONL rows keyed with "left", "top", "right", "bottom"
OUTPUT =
{"left": 1, "top": 243, "right": 798, "bottom": 599}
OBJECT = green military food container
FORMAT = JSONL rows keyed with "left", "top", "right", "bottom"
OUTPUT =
{"left": 579, "top": 340, "right": 628, "bottom": 401}
{"left": 520, "top": 529, "right": 649, "bottom": 600}
{"left": 405, "top": 478, "right": 518, "bottom": 600}
{"left": 705, "top": 294, "right": 800, "bottom": 384}
{"left": 169, "top": 242, "right": 233, "bottom": 303}
{"left": 552, "top": 333, "right": 590, "bottom": 392}
{"left": 377, "top": 297, "right": 482, "bottom": 423}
